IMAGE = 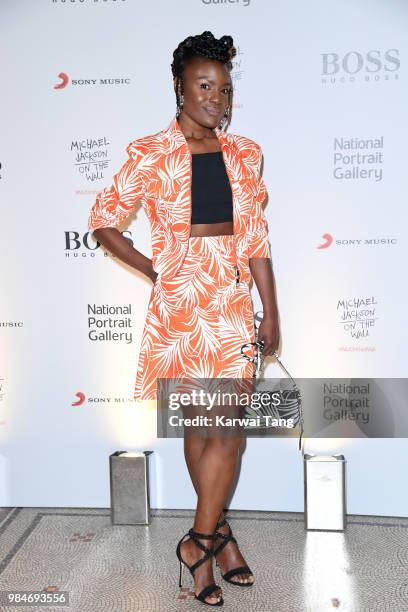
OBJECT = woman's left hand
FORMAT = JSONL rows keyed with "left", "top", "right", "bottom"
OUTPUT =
{"left": 257, "top": 314, "right": 280, "bottom": 356}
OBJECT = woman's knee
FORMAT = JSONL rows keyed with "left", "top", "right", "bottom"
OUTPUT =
{"left": 207, "top": 435, "right": 244, "bottom": 455}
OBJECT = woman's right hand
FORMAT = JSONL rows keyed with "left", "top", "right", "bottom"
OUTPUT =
{"left": 91, "top": 228, "right": 158, "bottom": 285}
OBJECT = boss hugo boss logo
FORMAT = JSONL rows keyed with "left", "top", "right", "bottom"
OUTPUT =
{"left": 51, "top": 1, "right": 127, "bottom": 5}
{"left": 321, "top": 49, "right": 400, "bottom": 84}
{"left": 64, "top": 231, "right": 134, "bottom": 258}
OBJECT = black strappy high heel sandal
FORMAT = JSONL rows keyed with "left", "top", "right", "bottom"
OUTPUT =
{"left": 176, "top": 528, "right": 224, "bottom": 607}
{"left": 213, "top": 518, "right": 254, "bottom": 587}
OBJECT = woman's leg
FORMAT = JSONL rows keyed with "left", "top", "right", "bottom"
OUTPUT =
{"left": 181, "top": 435, "right": 244, "bottom": 603}
{"left": 184, "top": 435, "right": 254, "bottom": 586}
{"left": 184, "top": 435, "right": 229, "bottom": 525}
{"left": 181, "top": 435, "right": 254, "bottom": 606}
{"left": 184, "top": 407, "right": 254, "bottom": 583}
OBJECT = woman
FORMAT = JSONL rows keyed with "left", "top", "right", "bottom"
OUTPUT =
{"left": 89, "top": 31, "right": 280, "bottom": 607}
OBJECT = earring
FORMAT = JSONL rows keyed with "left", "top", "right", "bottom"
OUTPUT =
{"left": 176, "top": 94, "right": 184, "bottom": 118}
{"left": 218, "top": 107, "right": 230, "bottom": 131}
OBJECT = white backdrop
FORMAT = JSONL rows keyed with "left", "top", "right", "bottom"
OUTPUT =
{"left": 1, "top": 0, "right": 407, "bottom": 516}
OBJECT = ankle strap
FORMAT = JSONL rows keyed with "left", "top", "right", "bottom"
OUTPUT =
{"left": 216, "top": 517, "right": 228, "bottom": 529}
{"left": 188, "top": 528, "right": 216, "bottom": 541}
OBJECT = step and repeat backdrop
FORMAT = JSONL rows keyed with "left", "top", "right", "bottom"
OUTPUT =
{"left": 1, "top": 0, "right": 407, "bottom": 515}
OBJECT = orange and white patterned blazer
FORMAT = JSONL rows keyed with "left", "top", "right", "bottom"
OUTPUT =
{"left": 88, "top": 115, "right": 271, "bottom": 284}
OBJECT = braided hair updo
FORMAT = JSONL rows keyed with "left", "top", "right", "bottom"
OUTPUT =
{"left": 171, "top": 31, "right": 236, "bottom": 124}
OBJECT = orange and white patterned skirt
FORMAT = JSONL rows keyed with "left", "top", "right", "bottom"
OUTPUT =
{"left": 134, "top": 234, "right": 256, "bottom": 401}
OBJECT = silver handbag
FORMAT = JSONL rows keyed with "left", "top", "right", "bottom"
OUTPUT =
{"left": 240, "top": 326, "right": 305, "bottom": 454}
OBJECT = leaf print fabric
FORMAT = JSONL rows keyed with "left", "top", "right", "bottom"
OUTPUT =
{"left": 134, "top": 235, "right": 256, "bottom": 401}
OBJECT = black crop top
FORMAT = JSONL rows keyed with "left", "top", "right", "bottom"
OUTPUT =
{"left": 191, "top": 151, "right": 233, "bottom": 224}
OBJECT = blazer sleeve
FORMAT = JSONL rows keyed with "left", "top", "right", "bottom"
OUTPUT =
{"left": 88, "top": 146, "right": 146, "bottom": 231}
{"left": 247, "top": 145, "right": 272, "bottom": 259}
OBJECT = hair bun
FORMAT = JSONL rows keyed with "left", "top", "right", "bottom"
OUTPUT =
{"left": 171, "top": 30, "right": 236, "bottom": 78}
{"left": 220, "top": 35, "right": 233, "bottom": 46}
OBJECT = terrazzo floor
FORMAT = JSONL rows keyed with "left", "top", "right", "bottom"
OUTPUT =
{"left": 0, "top": 507, "right": 407, "bottom": 611}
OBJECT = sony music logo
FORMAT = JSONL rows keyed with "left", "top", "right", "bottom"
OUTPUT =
{"left": 318, "top": 234, "right": 397, "bottom": 249}
{"left": 54, "top": 73, "right": 131, "bottom": 89}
